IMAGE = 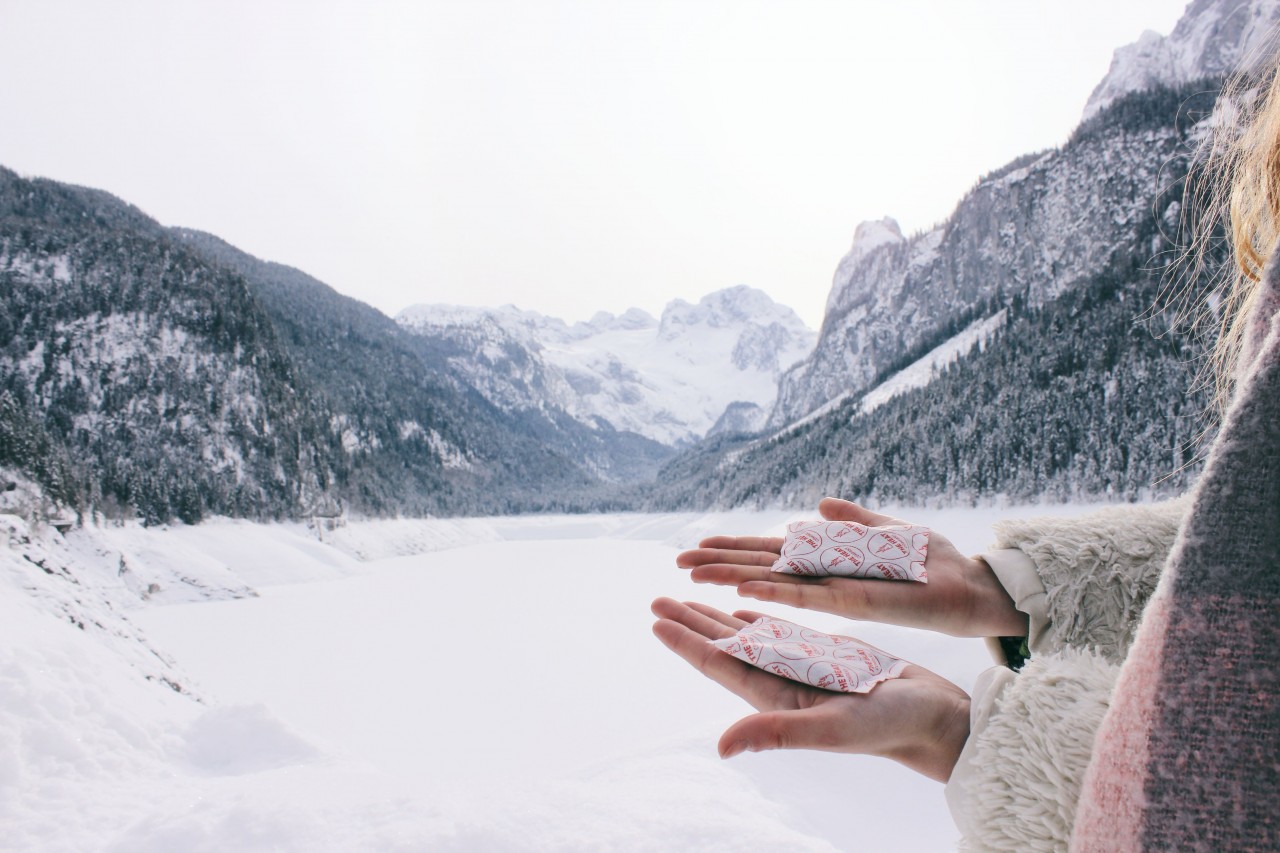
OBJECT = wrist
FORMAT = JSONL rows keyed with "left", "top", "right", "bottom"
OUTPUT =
{"left": 928, "top": 691, "right": 971, "bottom": 783}
{"left": 882, "top": 684, "right": 971, "bottom": 783}
{"left": 967, "top": 554, "right": 1030, "bottom": 637}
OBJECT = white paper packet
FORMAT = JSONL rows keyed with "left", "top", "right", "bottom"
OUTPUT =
{"left": 710, "top": 615, "right": 908, "bottom": 694}
{"left": 771, "top": 520, "right": 930, "bottom": 583}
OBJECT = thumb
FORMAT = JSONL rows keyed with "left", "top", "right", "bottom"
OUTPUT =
{"left": 818, "top": 496, "right": 901, "bottom": 527}
{"left": 718, "top": 710, "right": 812, "bottom": 758}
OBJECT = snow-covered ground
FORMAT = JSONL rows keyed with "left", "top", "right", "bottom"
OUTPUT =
{"left": 2, "top": 505, "right": 1096, "bottom": 852}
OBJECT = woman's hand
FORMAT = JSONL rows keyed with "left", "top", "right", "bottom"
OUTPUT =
{"left": 676, "top": 497, "right": 1027, "bottom": 638}
{"left": 651, "top": 597, "right": 970, "bottom": 782}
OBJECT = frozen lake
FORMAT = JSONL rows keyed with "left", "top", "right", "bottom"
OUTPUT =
{"left": 2, "top": 505, "right": 1091, "bottom": 851}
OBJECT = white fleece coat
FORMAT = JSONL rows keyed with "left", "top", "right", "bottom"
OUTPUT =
{"left": 946, "top": 501, "right": 1186, "bottom": 851}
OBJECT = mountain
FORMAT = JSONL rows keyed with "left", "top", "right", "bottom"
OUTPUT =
{"left": 763, "top": 0, "right": 1276, "bottom": 438}
{"left": 398, "top": 285, "right": 815, "bottom": 447}
{"left": 645, "top": 71, "right": 1235, "bottom": 505}
{"left": 0, "top": 170, "right": 339, "bottom": 523}
{"left": 768, "top": 118, "right": 1182, "bottom": 430}
{"left": 1083, "top": 0, "right": 1280, "bottom": 121}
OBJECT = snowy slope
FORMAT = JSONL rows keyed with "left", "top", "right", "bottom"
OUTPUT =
{"left": 859, "top": 310, "right": 1008, "bottom": 415}
{"left": 398, "top": 285, "right": 816, "bottom": 446}
{"left": 773, "top": 310, "right": 1010, "bottom": 443}
{"left": 1082, "top": 0, "right": 1280, "bottom": 121}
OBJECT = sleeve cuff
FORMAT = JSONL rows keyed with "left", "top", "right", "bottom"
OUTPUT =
{"left": 980, "top": 548, "right": 1056, "bottom": 657}
{"left": 945, "top": 665, "right": 1017, "bottom": 831}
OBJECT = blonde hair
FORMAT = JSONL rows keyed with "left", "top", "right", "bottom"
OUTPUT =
{"left": 1184, "top": 43, "right": 1280, "bottom": 409}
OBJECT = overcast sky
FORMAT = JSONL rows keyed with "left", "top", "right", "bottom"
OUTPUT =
{"left": 0, "top": 1, "right": 1191, "bottom": 327}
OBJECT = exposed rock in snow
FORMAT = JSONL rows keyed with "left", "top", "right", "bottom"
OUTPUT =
{"left": 848, "top": 218, "right": 905, "bottom": 264}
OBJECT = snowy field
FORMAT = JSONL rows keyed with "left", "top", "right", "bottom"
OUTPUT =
{"left": 1, "top": 504, "right": 1095, "bottom": 852}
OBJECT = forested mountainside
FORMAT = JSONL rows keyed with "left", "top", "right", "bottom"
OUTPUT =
{"left": 641, "top": 81, "right": 1226, "bottom": 510}
{"left": 0, "top": 170, "right": 640, "bottom": 524}
{"left": 768, "top": 0, "right": 1278, "bottom": 434}
{"left": 0, "top": 172, "right": 337, "bottom": 523}
{"left": 770, "top": 78, "right": 1220, "bottom": 429}
{"left": 172, "top": 231, "right": 672, "bottom": 486}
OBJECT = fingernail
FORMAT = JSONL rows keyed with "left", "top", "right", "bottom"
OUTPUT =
{"left": 721, "top": 740, "right": 749, "bottom": 759}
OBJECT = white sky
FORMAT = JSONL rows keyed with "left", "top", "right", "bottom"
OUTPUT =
{"left": 0, "top": 0, "right": 1190, "bottom": 328}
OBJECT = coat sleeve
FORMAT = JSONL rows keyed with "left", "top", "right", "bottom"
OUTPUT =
{"left": 945, "top": 502, "right": 1188, "bottom": 848}
{"left": 979, "top": 499, "right": 1186, "bottom": 662}
{"left": 946, "top": 650, "right": 1121, "bottom": 852}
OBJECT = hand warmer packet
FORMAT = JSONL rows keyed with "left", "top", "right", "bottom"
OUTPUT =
{"left": 771, "top": 520, "right": 930, "bottom": 583}
{"left": 711, "top": 616, "right": 908, "bottom": 693}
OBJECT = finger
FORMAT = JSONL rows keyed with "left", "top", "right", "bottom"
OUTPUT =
{"left": 686, "top": 601, "right": 751, "bottom": 631}
{"left": 696, "top": 535, "right": 784, "bottom": 553}
{"left": 652, "top": 619, "right": 791, "bottom": 710}
{"left": 731, "top": 609, "right": 771, "bottom": 624}
{"left": 818, "top": 496, "right": 903, "bottom": 527}
{"left": 735, "top": 578, "right": 860, "bottom": 616}
{"left": 688, "top": 564, "right": 774, "bottom": 586}
{"left": 718, "top": 708, "right": 855, "bottom": 757}
{"left": 692, "top": 563, "right": 839, "bottom": 589}
{"left": 677, "top": 547, "right": 780, "bottom": 569}
{"left": 650, "top": 597, "right": 738, "bottom": 640}
{"left": 651, "top": 596, "right": 707, "bottom": 628}
{"left": 736, "top": 576, "right": 931, "bottom": 629}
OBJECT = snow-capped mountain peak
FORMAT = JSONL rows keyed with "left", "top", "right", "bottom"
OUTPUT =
{"left": 850, "top": 217, "right": 905, "bottom": 259}
{"left": 583, "top": 307, "right": 658, "bottom": 334}
{"left": 396, "top": 287, "right": 816, "bottom": 446}
{"left": 658, "top": 284, "right": 800, "bottom": 337}
{"left": 1082, "top": 0, "right": 1280, "bottom": 122}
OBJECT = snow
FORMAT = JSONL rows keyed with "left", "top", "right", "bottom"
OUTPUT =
{"left": 847, "top": 218, "right": 904, "bottom": 261}
{"left": 907, "top": 226, "right": 946, "bottom": 270}
{"left": 859, "top": 311, "right": 1008, "bottom": 415}
{"left": 397, "top": 419, "right": 424, "bottom": 441}
{"left": 3, "top": 504, "right": 1101, "bottom": 851}
{"left": 426, "top": 428, "right": 473, "bottom": 470}
{"left": 537, "top": 313, "right": 800, "bottom": 445}
{"left": 0, "top": 250, "right": 70, "bottom": 284}
{"left": 774, "top": 389, "right": 858, "bottom": 439}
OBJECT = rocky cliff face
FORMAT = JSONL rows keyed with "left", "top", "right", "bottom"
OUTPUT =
{"left": 770, "top": 114, "right": 1187, "bottom": 427}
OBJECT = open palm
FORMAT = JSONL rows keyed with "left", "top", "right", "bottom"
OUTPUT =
{"left": 676, "top": 497, "right": 1027, "bottom": 638}
{"left": 651, "top": 597, "right": 970, "bottom": 782}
